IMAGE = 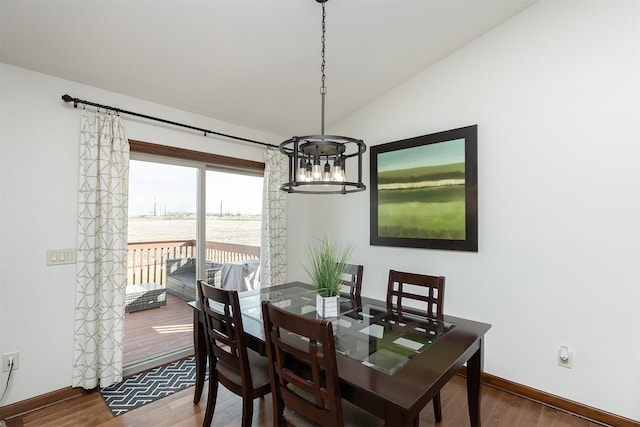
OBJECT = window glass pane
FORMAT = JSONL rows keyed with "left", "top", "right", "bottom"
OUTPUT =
{"left": 128, "top": 161, "right": 198, "bottom": 292}
{"left": 205, "top": 170, "right": 263, "bottom": 290}
{"left": 128, "top": 160, "right": 197, "bottom": 241}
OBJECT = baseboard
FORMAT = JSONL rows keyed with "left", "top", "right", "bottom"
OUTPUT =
{"left": 0, "top": 386, "right": 87, "bottom": 421}
{"left": 458, "top": 367, "right": 639, "bottom": 427}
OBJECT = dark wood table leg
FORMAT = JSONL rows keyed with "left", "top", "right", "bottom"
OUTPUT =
{"left": 192, "top": 306, "right": 207, "bottom": 404}
{"left": 466, "top": 339, "right": 484, "bottom": 427}
{"left": 381, "top": 404, "right": 419, "bottom": 427}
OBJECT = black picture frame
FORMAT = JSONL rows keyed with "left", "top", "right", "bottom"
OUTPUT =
{"left": 370, "top": 125, "right": 478, "bottom": 251}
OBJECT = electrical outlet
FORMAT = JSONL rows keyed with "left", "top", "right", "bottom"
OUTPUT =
{"left": 557, "top": 346, "right": 572, "bottom": 368}
{"left": 2, "top": 352, "right": 19, "bottom": 372}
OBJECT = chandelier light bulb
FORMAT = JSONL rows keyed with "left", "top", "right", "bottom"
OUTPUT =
{"left": 304, "top": 159, "right": 312, "bottom": 182}
{"left": 332, "top": 158, "right": 344, "bottom": 181}
{"left": 312, "top": 158, "right": 322, "bottom": 180}
{"left": 323, "top": 161, "right": 331, "bottom": 181}
{"left": 298, "top": 159, "right": 307, "bottom": 182}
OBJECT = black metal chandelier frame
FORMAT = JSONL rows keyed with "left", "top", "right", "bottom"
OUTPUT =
{"left": 279, "top": 0, "right": 366, "bottom": 194}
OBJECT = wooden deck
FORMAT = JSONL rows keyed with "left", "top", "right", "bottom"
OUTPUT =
{"left": 123, "top": 293, "right": 194, "bottom": 367}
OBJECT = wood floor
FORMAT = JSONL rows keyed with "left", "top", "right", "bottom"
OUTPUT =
{"left": 124, "top": 293, "right": 194, "bottom": 366}
{"left": 5, "top": 296, "right": 613, "bottom": 427}
{"left": 10, "top": 374, "right": 605, "bottom": 427}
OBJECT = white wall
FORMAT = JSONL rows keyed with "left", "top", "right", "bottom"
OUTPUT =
{"left": 286, "top": 0, "right": 640, "bottom": 421}
{"left": 0, "top": 63, "right": 280, "bottom": 406}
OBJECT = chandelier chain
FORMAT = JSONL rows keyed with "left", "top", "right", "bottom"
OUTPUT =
{"left": 321, "top": 2, "right": 326, "bottom": 91}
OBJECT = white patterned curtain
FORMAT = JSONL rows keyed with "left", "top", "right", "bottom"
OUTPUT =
{"left": 260, "top": 147, "right": 288, "bottom": 287}
{"left": 73, "top": 109, "right": 129, "bottom": 389}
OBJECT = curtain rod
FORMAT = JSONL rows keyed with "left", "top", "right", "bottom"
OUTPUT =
{"left": 61, "top": 94, "right": 278, "bottom": 148}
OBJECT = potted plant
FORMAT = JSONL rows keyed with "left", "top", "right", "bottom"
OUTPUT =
{"left": 306, "top": 233, "right": 354, "bottom": 318}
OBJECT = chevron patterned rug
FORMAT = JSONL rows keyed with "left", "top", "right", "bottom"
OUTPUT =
{"left": 100, "top": 357, "right": 199, "bottom": 416}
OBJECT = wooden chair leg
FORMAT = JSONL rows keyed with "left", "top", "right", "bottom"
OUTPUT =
{"left": 203, "top": 368, "right": 218, "bottom": 426}
{"left": 433, "top": 392, "right": 443, "bottom": 423}
{"left": 272, "top": 394, "right": 285, "bottom": 426}
{"left": 241, "top": 397, "right": 254, "bottom": 427}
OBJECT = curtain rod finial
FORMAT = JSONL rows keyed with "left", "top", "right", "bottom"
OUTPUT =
{"left": 61, "top": 94, "right": 78, "bottom": 108}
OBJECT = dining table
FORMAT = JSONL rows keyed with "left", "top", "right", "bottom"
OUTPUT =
{"left": 190, "top": 282, "right": 491, "bottom": 426}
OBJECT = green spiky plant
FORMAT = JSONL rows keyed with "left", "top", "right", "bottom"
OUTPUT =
{"left": 306, "top": 233, "right": 355, "bottom": 298}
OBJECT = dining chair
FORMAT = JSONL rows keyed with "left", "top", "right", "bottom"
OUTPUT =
{"left": 261, "top": 300, "right": 384, "bottom": 427}
{"left": 340, "top": 263, "right": 363, "bottom": 308}
{"left": 197, "top": 280, "right": 271, "bottom": 427}
{"left": 386, "top": 269, "right": 446, "bottom": 422}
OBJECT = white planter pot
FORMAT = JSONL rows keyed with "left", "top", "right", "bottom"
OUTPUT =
{"left": 316, "top": 294, "right": 339, "bottom": 318}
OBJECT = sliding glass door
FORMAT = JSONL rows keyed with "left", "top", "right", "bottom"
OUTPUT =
{"left": 124, "top": 155, "right": 263, "bottom": 372}
{"left": 125, "top": 158, "right": 198, "bottom": 370}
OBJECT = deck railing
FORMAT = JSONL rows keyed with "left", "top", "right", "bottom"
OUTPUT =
{"left": 127, "top": 239, "right": 260, "bottom": 286}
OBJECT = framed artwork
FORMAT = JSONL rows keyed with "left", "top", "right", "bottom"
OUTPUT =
{"left": 370, "top": 125, "right": 478, "bottom": 251}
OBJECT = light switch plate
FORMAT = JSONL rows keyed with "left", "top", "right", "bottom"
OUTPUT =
{"left": 47, "top": 249, "right": 76, "bottom": 265}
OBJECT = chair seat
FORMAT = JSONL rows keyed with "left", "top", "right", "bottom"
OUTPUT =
{"left": 216, "top": 348, "right": 271, "bottom": 389}
{"left": 283, "top": 386, "right": 384, "bottom": 427}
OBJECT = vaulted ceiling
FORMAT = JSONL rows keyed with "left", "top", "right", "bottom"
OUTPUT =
{"left": 0, "top": 0, "right": 536, "bottom": 137}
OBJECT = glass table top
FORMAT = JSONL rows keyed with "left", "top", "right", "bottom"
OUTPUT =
{"left": 334, "top": 305, "right": 455, "bottom": 374}
{"left": 239, "top": 285, "right": 455, "bottom": 375}
{"left": 240, "top": 285, "right": 318, "bottom": 320}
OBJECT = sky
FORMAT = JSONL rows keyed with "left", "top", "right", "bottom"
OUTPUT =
{"left": 128, "top": 160, "right": 263, "bottom": 216}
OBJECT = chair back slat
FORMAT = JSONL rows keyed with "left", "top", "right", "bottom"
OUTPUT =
{"left": 340, "top": 263, "right": 363, "bottom": 298}
{"left": 386, "top": 270, "right": 445, "bottom": 321}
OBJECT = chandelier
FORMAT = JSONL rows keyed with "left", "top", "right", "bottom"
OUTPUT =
{"left": 279, "top": 0, "right": 366, "bottom": 194}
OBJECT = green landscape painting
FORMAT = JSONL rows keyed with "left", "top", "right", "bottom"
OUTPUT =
{"left": 376, "top": 138, "right": 466, "bottom": 240}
